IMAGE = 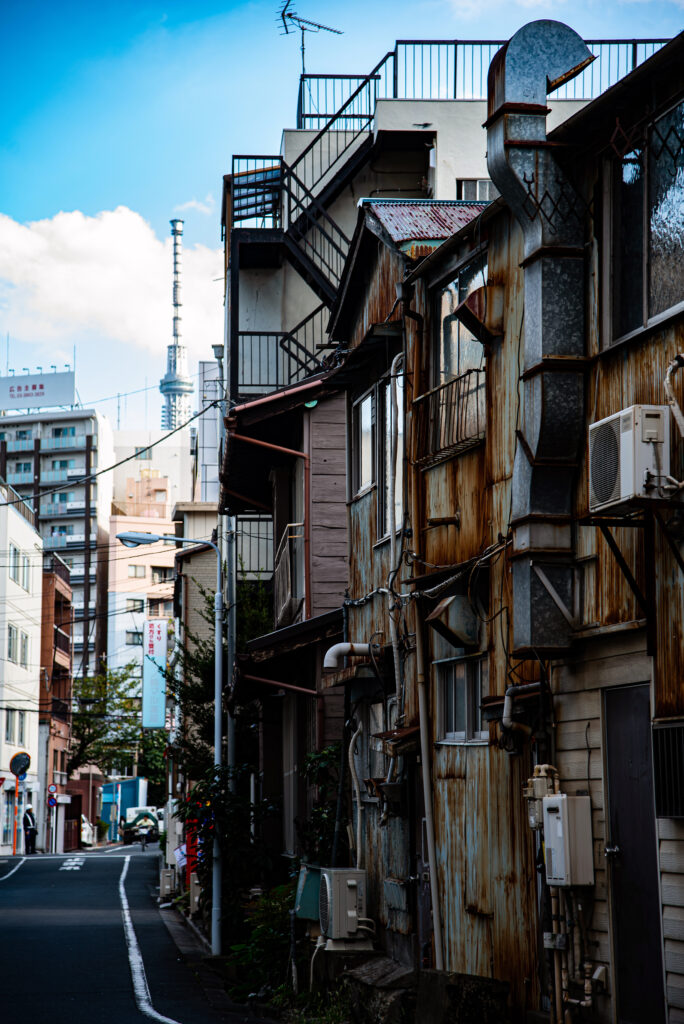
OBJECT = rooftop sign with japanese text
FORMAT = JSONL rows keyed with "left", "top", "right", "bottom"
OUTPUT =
{"left": 0, "top": 371, "right": 76, "bottom": 410}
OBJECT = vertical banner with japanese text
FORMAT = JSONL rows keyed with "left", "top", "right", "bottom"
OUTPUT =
{"left": 142, "top": 619, "right": 168, "bottom": 729}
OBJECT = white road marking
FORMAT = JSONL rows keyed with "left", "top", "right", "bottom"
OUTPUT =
{"left": 0, "top": 858, "right": 25, "bottom": 881}
{"left": 119, "top": 856, "right": 184, "bottom": 1024}
{"left": 59, "top": 856, "right": 86, "bottom": 871}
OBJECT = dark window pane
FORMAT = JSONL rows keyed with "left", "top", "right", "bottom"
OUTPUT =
{"left": 649, "top": 101, "right": 684, "bottom": 319}
{"left": 613, "top": 149, "right": 644, "bottom": 337}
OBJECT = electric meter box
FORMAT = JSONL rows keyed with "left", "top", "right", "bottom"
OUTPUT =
{"left": 542, "top": 794, "right": 594, "bottom": 887}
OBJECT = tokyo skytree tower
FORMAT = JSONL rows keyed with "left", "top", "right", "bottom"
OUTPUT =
{"left": 160, "top": 219, "right": 193, "bottom": 429}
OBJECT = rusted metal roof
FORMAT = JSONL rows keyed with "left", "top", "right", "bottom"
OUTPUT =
{"left": 364, "top": 199, "right": 488, "bottom": 248}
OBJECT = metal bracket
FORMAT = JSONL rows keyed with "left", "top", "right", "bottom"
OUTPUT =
{"left": 531, "top": 562, "right": 580, "bottom": 630}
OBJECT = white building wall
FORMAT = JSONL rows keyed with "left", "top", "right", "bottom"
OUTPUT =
{"left": 0, "top": 498, "right": 43, "bottom": 854}
{"left": 112, "top": 426, "right": 194, "bottom": 511}
{"left": 198, "top": 362, "right": 220, "bottom": 504}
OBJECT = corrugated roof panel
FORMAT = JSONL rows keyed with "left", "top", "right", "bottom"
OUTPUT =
{"left": 364, "top": 199, "right": 488, "bottom": 245}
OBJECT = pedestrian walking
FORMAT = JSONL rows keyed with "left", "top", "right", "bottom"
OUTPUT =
{"left": 23, "top": 805, "right": 37, "bottom": 854}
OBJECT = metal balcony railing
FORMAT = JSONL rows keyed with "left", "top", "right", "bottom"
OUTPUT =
{"left": 237, "top": 515, "right": 274, "bottom": 579}
{"left": 6, "top": 439, "right": 34, "bottom": 452}
{"left": 40, "top": 436, "right": 87, "bottom": 451}
{"left": 274, "top": 522, "right": 304, "bottom": 627}
{"left": 54, "top": 626, "right": 72, "bottom": 654}
{"left": 296, "top": 38, "right": 668, "bottom": 125}
{"left": 236, "top": 303, "right": 327, "bottom": 396}
{"left": 413, "top": 369, "right": 486, "bottom": 467}
{"left": 44, "top": 553, "right": 71, "bottom": 585}
{"left": 6, "top": 471, "right": 33, "bottom": 485}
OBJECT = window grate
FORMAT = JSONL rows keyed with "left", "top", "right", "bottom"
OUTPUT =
{"left": 653, "top": 723, "right": 684, "bottom": 818}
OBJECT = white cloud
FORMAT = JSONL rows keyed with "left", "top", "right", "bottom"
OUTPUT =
{"left": 174, "top": 193, "right": 216, "bottom": 216}
{"left": 0, "top": 207, "right": 223, "bottom": 363}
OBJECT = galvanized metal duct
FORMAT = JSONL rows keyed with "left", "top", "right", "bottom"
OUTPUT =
{"left": 486, "top": 20, "right": 594, "bottom": 652}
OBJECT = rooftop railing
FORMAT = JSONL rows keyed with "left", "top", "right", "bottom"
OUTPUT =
{"left": 296, "top": 38, "right": 668, "bottom": 127}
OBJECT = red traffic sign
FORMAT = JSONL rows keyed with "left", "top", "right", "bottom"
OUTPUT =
{"left": 48, "top": 784, "right": 57, "bottom": 794}
{"left": 9, "top": 752, "right": 30, "bottom": 777}
{"left": 47, "top": 796, "right": 57, "bottom": 808}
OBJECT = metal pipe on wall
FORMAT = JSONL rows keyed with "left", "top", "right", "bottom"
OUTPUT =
{"left": 403, "top": 296, "right": 445, "bottom": 972}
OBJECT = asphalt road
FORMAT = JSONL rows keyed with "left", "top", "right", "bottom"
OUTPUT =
{"left": 0, "top": 844, "right": 259, "bottom": 1024}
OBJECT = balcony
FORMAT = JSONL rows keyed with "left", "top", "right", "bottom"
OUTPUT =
{"left": 6, "top": 439, "right": 34, "bottom": 452}
{"left": 274, "top": 522, "right": 304, "bottom": 628}
{"left": 51, "top": 700, "right": 70, "bottom": 723}
{"left": 413, "top": 369, "right": 485, "bottom": 468}
{"left": 40, "top": 501, "right": 86, "bottom": 517}
{"left": 73, "top": 602, "right": 96, "bottom": 619}
{"left": 69, "top": 569, "right": 96, "bottom": 584}
{"left": 41, "top": 436, "right": 87, "bottom": 451}
{"left": 44, "top": 533, "right": 97, "bottom": 549}
{"left": 54, "top": 627, "right": 71, "bottom": 655}
{"left": 6, "top": 471, "right": 33, "bottom": 485}
{"left": 237, "top": 515, "right": 274, "bottom": 580}
{"left": 44, "top": 553, "right": 71, "bottom": 586}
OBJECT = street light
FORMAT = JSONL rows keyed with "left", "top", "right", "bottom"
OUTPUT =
{"left": 117, "top": 530, "right": 224, "bottom": 956}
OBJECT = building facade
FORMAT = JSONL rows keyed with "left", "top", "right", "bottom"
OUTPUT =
{"left": 0, "top": 408, "right": 113, "bottom": 678}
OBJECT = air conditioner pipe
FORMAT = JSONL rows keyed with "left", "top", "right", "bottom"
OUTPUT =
{"left": 402, "top": 289, "right": 445, "bottom": 972}
{"left": 348, "top": 721, "right": 363, "bottom": 870}
{"left": 502, "top": 681, "right": 543, "bottom": 734}
{"left": 665, "top": 353, "right": 684, "bottom": 438}
{"left": 323, "top": 642, "right": 372, "bottom": 670}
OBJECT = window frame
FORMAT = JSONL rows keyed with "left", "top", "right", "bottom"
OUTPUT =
{"left": 151, "top": 566, "right": 174, "bottom": 585}
{"left": 7, "top": 623, "right": 18, "bottom": 664}
{"left": 126, "top": 598, "right": 145, "bottom": 613}
{"left": 436, "top": 655, "right": 488, "bottom": 745}
{"left": 5, "top": 709, "right": 15, "bottom": 744}
{"left": 21, "top": 554, "right": 30, "bottom": 592}
{"left": 351, "top": 388, "right": 376, "bottom": 497}
{"left": 125, "top": 630, "right": 143, "bottom": 646}
{"left": 9, "top": 544, "right": 19, "bottom": 583}
{"left": 19, "top": 631, "right": 29, "bottom": 669}
{"left": 377, "top": 371, "right": 405, "bottom": 541}
{"left": 604, "top": 96, "right": 684, "bottom": 348}
{"left": 432, "top": 250, "right": 488, "bottom": 390}
{"left": 17, "top": 710, "right": 25, "bottom": 745}
{"left": 127, "top": 564, "right": 146, "bottom": 579}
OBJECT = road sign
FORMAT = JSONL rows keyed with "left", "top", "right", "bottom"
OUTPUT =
{"left": 18, "top": 773, "right": 26, "bottom": 782}
{"left": 47, "top": 796, "right": 57, "bottom": 808}
{"left": 9, "top": 752, "right": 30, "bottom": 777}
{"left": 48, "top": 784, "right": 57, "bottom": 794}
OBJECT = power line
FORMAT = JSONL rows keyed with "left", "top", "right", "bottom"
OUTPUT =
{"left": 0, "top": 400, "right": 219, "bottom": 511}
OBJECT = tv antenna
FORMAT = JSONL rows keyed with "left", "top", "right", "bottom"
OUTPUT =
{"left": 278, "top": 1, "right": 342, "bottom": 75}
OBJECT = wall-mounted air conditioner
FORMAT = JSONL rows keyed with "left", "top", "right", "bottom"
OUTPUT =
{"left": 319, "top": 867, "right": 372, "bottom": 947}
{"left": 588, "top": 405, "right": 670, "bottom": 512}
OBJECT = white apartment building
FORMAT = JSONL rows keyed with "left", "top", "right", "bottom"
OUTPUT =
{"left": 112, "top": 426, "right": 195, "bottom": 515}
{"left": 0, "top": 409, "right": 113, "bottom": 678}
{"left": 0, "top": 481, "right": 43, "bottom": 854}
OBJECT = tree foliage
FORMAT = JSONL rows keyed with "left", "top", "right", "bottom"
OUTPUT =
{"left": 68, "top": 664, "right": 143, "bottom": 776}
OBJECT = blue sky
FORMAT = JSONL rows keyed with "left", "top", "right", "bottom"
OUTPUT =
{"left": 0, "top": 0, "right": 682, "bottom": 427}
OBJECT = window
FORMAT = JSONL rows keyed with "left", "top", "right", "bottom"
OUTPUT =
{"left": 434, "top": 253, "right": 487, "bottom": 386}
{"left": 126, "top": 631, "right": 143, "bottom": 645}
{"left": 378, "top": 374, "right": 404, "bottom": 538}
{"left": 126, "top": 598, "right": 145, "bottom": 613}
{"left": 456, "top": 178, "right": 499, "bottom": 202}
{"left": 135, "top": 447, "right": 151, "bottom": 460}
{"left": 352, "top": 391, "right": 375, "bottom": 494}
{"left": 53, "top": 426, "right": 75, "bottom": 437}
{"left": 151, "top": 566, "right": 174, "bottom": 585}
{"left": 20, "top": 632, "right": 29, "bottom": 669}
{"left": 9, "top": 544, "right": 19, "bottom": 583}
{"left": 51, "top": 491, "right": 74, "bottom": 504}
{"left": 16, "top": 430, "right": 31, "bottom": 441}
{"left": 51, "top": 525, "right": 73, "bottom": 536}
{"left": 609, "top": 99, "right": 684, "bottom": 343}
{"left": 7, "top": 624, "right": 18, "bottom": 663}
{"left": 21, "top": 554, "right": 30, "bottom": 591}
{"left": 52, "top": 459, "right": 75, "bottom": 469}
{"left": 149, "top": 599, "right": 172, "bottom": 617}
{"left": 128, "top": 565, "right": 146, "bottom": 578}
{"left": 438, "top": 657, "right": 488, "bottom": 743}
{"left": 17, "top": 711, "right": 25, "bottom": 745}
{"left": 5, "top": 709, "right": 15, "bottom": 743}
{"left": 15, "top": 461, "right": 31, "bottom": 473}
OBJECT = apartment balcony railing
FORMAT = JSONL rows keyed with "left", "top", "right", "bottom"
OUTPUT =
{"left": 237, "top": 514, "right": 274, "bottom": 580}
{"left": 44, "top": 533, "right": 97, "bottom": 549}
{"left": 54, "top": 626, "right": 71, "bottom": 655}
{"left": 69, "top": 569, "right": 96, "bottom": 583}
{"left": 73, "top": 603, "right": 96, "bottom": 618}
{"left": 44, "top": 553, "right": 71, "bottom": 585}
{"left": 6, "top": 471, "right": 33, "bottom": 485}
{"left": 6, "top": 439, "right": 34, "bottom": 452}
{"left": 296, "top": 38, "right": 668, "bottom": 126}
{"left": 236, "top": 303, "right": 327, "bottom": 396}
{"left": 40, "top": 436, "right": 87, "bottom": 451}
{"left": 413, "top": 369, "right": 486, "bottom": 468}
{"left": 274, "top": 522, "right": 304, "bottom": 628}
{"left": 40, "top": 501, "right": 86, "bottom": 517}
{"left": 0, "top": 479, "right": 35, "bottom": 525}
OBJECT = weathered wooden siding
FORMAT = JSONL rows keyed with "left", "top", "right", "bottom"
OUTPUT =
{"left": 309, "top": 395, "right": 348, "bottom": 615}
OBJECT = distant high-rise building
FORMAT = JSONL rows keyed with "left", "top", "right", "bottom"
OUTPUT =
{"left": 160, "top": 219, "right": 193, "bottom": 430}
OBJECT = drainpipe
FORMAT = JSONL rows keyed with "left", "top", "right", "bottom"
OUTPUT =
{"left": 402, "top": 292, "right": 445, "bottom": 972}
{"left": 388, "top": 351, "right": 404, "bottom": 713}
{"left": 228, "top": 432, "right": 311, "bottom": 618}
{"left": 323, "top": 642, "right": 372, "bottom": 670}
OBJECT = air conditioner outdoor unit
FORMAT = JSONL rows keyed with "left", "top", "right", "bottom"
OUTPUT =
{"left": 589, "top": 405, "right": 670, "bottom": 512}
{"left": 319, "top": 867, "right": 372, "bottom": 948}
